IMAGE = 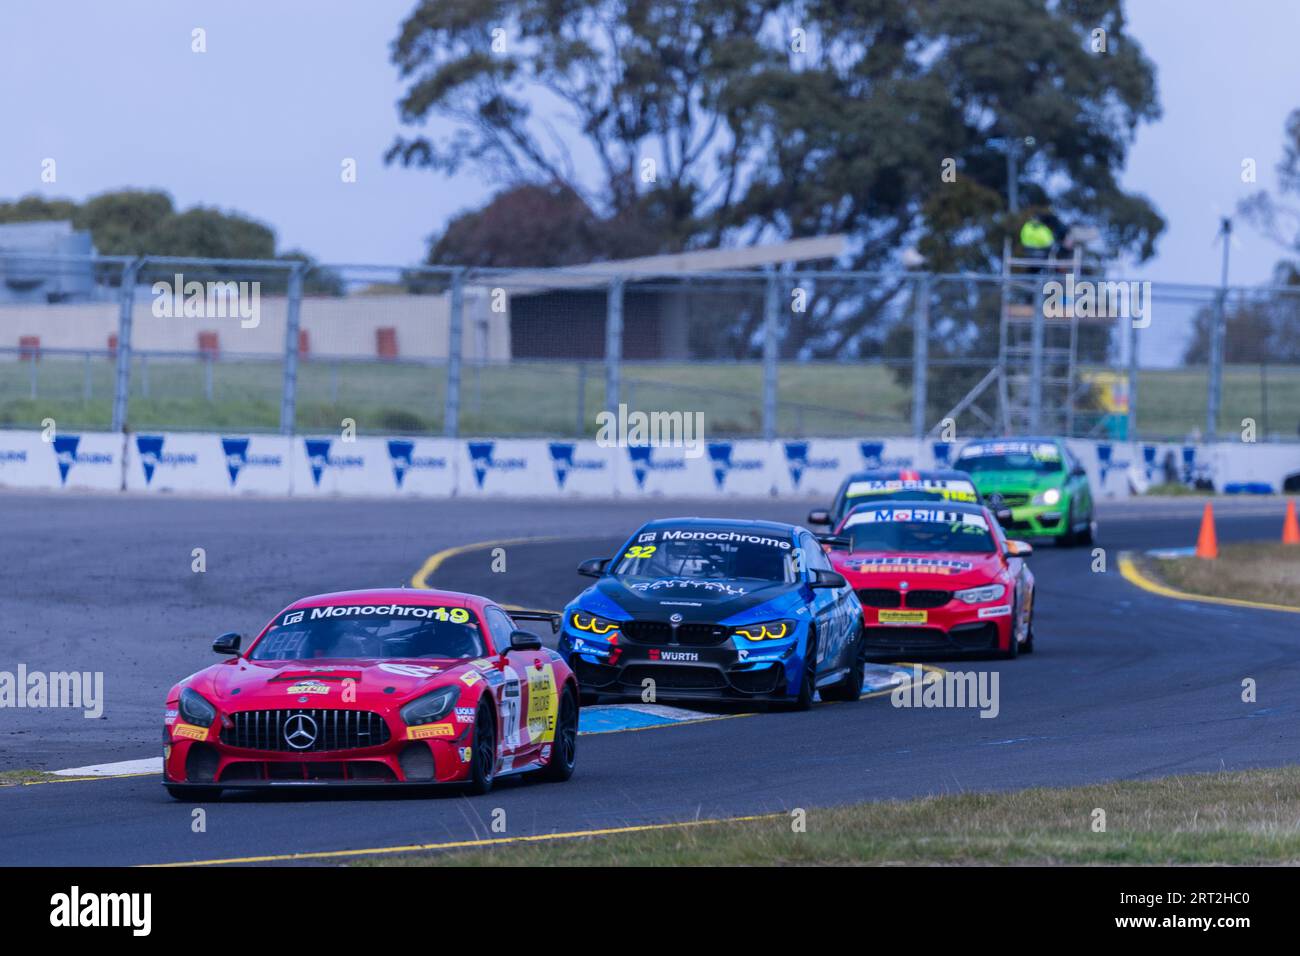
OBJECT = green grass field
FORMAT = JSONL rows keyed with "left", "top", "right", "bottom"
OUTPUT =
{"left": 0, "top": 355, "right": 1294, "bottom": 438}
{"left": 1150, "top": 542, "right": 1300, "bottom": 607}
{"left": 353, "top": 767, "right": 1300, "bottom": 866}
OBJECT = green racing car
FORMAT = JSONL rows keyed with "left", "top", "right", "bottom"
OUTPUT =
{"left": 953, "top": 438, "right": 1094, "bottom": 545}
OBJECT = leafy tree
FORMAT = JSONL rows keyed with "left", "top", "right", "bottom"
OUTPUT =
{"left": 391, "top": 0, "right": 1163, "bottom": 369}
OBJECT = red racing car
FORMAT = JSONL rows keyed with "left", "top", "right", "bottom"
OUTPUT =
{"left": 825, "top": 500, "right": 1036, "bottom": 659}
{"left": 163, "top": 588, "right": 578, "bottom": 798}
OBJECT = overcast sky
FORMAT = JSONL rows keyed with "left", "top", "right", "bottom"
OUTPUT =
{"left": 2, "top": 0, "right": 1298, "bottom": 293}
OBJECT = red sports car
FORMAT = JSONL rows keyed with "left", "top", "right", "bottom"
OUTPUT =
{"left": 163, "top": 588, "right": 578, "bottom": 798}
{"left": 826, "top": 500, "right": 1036, "bottom": 659}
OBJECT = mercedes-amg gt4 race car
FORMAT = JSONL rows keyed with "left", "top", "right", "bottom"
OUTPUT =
{"left": 559, "top": 518, "right": 866, "bottom": 708}
{"left": 954, "top": 438, "right": 1095, "bottom": 544}
{"left": 827, "top": 500, "right": 1036, "bottom": 659}
{"left": 163, "top": 589, "right": 577, "bottom": 798}
{"left": 806, "top": 467, "right": 1004, "bottom": 528}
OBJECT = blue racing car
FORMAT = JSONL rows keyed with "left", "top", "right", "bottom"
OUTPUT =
{"left": 559, "top": 518, "right": 866, "bottom": 709}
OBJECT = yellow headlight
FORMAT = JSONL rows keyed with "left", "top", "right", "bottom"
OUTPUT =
{"left": 571, "top": 611, "right": 619, "bottom": 635}
{"left": 735, "top": 621, "right": 790, "bottom": 641}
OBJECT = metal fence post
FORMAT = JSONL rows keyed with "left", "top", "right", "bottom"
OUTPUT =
{"left": 1207, "top": 290, "right": 1225, "bottom": 441}
{"left": 912, "top": 273, "right": 930, "bottom": 438}
{"left": 444, "top": 268, "right": 465, "bottom": 438}
{"left": 279, "top": 263, "right": 304, "bottom": 435}
{"left": 762, "top": 268, "right": 779, "bottom": 440}
{"left": 111, "top": 258, "right": 142, "bottom": 433}
{"left": 1029, "top": 278, "right": 1045, "bottom": 432}
{"left": 605, "top": 276, "right": 624, "bottom": 414}
{"left": 1127, "top": 318, "right": 1139, "bottom": 442}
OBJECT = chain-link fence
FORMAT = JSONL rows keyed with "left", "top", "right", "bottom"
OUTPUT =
{"left": 0, "top": 252, "right": 1296, "bottom": 441}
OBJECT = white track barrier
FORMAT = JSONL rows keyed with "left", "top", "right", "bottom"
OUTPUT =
{"left": 0, "top": 429, "right": 1296, "bottom": 499}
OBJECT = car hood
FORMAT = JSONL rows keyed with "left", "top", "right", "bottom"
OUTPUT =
{"left": 966, "top": 469, "right": 1059, "bottom": 493}
{"left": 830, "top": 549, "right": 1004, "bottom": 589}
{"left": 184, "top": 656, "right": 481, "bottom": 709}
{"left": 588, "top": 576, "right": 802, "bottom": 623}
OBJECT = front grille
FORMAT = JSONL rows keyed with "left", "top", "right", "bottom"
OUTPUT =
{"left": 621, "top": 621, "right": 672, "bottom": 643}
{"left": 904, "top": 589, "right": 951, "bottom": 609}
{"left": 677, "top": 623, "right": 731, "bottom": 646}
{"left": 864, "top": 626, "right": 947, "bottom": 645}
{"left": 621, "top": 665, "right": 726, "bottom": 690}
{"left": 227, "top": 708, "right": 391, "bottom": 753}
{"left": 986, "top": 492, "right": 1030, "bottom": 507}
{"left": 856, "top": 588, "right": 901, "bottom": 608}
{"left": 620, "top": 621, "right": 730, "bottom": 646}
{"left": 572, "top": 658, "right": 618, "bottom": 688}
{"left": 950, "top": 622, "right": 1000, "bottom": 649}
{"left": 728, "top": 665, "right": 783, "bottom": 694}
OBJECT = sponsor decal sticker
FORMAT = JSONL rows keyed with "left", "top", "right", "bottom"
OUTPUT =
{"left": 878, "top": 610, "right": 928, "bottom": 625}
{"left": 378, "top": 662, "right": 441, "bottom": 678}
{"left": 172, "top": 722, "right": 209, "bottom": 741}
{"left": 286, "top": 680, "right": 330, "bottom": 696}
{"left": 407, "top": 722, "right": 456, "bottom": 740}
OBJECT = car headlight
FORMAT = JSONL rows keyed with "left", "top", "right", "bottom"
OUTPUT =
{"left": 733, "top": 619, "right": 796, "bottom": 641}
{"left": 954, "top": 584, "right": 1006, "bottom": 605}
{"left": 178, "top": 687, "right": 216, "bottom": 726}
{"left": 1033, "top": 487, "right": 1062, "bottom": 506}
{"left": 400, "top": 685, "right": 460, "bottom": 726}
{"left": 570, "top": 610, "right": 621, "bottom": 636}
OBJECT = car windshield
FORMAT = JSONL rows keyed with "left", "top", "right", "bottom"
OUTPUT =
{"left": 957, "top": 442, "right": 1063, "bottom": 474}
{"left": 842, "top": 507, "right": 995, "bottom": 554}
{"left": 250, "top": 604, "right": 486, "bottom": 661}
{"left": 612, "top": 527, "right": 797, "bottom": 584}
{"left": 839, "top": 478, "right": 978, "bottom": 517}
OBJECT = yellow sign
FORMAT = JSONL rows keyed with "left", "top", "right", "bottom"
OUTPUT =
{"left": 878, "top": 610, "right": 928, "bottom": 625}
{"left": 526, "top": 664, "right": 558, "bottom": 744}
{"left": 173, "top": 722, "right": 209, "bottom": 741}
{"left": 407, "top": 722, "right": 456, "bottom": 740}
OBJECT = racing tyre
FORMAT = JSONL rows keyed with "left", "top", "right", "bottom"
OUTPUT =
{"left": 820, "top": 627, "right": 865, "bottom": 702}
{"left": 1002, "top": 604, "right": 1021, "bottom": 660}
{"left": 467, "top": 702, "right": 497, "bottom": 795}
{"left": 1077, "top": 517, "right": 1094, "bottom": 547}
{"left": 165, "top": 785, "right": 220, "bottom": 801}
{"left": 539, "top": 686, "right": 578, "bottom": 782}
{"left": 788, "top": 633, "right": 818, "bottom": 711}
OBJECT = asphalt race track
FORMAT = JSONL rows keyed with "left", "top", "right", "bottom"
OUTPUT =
{"left": 1, "top": 492, "right": 1296, "bottom": 866}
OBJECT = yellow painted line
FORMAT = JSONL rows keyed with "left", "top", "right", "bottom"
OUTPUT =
{"left": 1, "top": 771, "right": 157, "bottom": 788}
{"left": 410, "top": 535, "right": 583, "bottom": 589}
{"left": 147, "top": 811, "right": 786, "bottom": 867}
{"left": 1119, "top": 553, "right": 1300, "bottom": 615}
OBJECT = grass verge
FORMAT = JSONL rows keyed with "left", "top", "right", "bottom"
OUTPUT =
{"left": 1150, "top": 541, "right": 1300, "bottom": 607}
{"left": 0, "top": 769, "right": 58, "bottom": 786}
{"left": 352, "top": 767, "right": 1300, "bottom": 866}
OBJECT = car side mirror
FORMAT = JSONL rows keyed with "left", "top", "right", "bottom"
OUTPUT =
{"left": 508, "top": 629, "right": 543, "bottom": 652}
{"left": 577, "top": 557, "right": 611, "bottom": 578}
{"left": 815, "top": 534, "right": 851, "bottom": 551}
{"left": 810, "top": 568, "right": 847, "bottom": 589}
{"left": 212, "top": 632, "right": 242, "bottom": 655}
{"left": 1004, "top": 540, "right": 1033, "bottom": 558}
{"left": 995, "top": 507, "right": 1014, "bottom": 524}
{"left": 807, "top": 509, "right": 831, "bottom": 526}
{"left": 1072, "top": 465, "right": 1086, "bottom": 478}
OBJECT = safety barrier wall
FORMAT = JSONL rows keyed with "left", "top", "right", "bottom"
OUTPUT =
{"left": 2, "top": 429, "right": 1296, "bottom": 500}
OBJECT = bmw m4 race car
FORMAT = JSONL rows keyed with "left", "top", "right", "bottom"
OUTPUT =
{"left": 806, "top": 468, "right": 1001, "bottom": 528}
{"left": 954, "top": 438, "right": 1094, "bottom": 544}
{"left": 163, "top": 589, "right": 577, "bottom": 798}
{"left": 559, "top": 519, "right": 866, "bottom": 709}
{"left": 827, "top": 500, "right": 1036, "bottom": 659}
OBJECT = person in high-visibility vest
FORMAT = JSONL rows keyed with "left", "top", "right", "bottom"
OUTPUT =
{"left": 1019, "top": 217, "right": 1055, "bottom": 258}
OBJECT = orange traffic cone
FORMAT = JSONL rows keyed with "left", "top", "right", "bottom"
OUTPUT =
{"left": 1283, "top": 500, "right": 1300, "bottom": 545}
{"left": 1195, "top": 502, "right": 1218, "bottom": 559}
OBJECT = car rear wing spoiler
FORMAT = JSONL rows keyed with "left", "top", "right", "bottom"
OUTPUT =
{"left": 509, "top": 610, "right": 562, "bottom": 634}
{"left": 815, "top": 534, "right": 851, "bottom": 551}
